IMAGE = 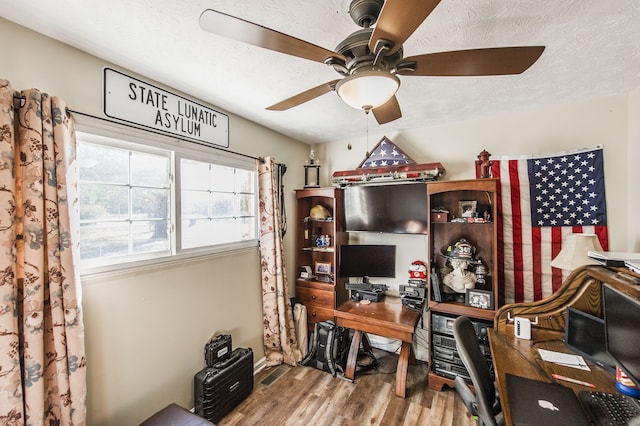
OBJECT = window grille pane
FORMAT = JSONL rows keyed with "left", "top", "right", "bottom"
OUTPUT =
{"left": 181, "top": 218, "right": 213, "bottom": 249}
{"left": 182, "top": 190, "right": 209, "bottom": 218}
{"left": 79, "top": 143, "right": 129, "bottom": 184}
{"left": 235, "top": 169, "right": 255, "bottom": 193}
{"left": 210, "top": 218, "right": 239, "bottom": 244}
{"left": 236, "top": 193, "right": 255, "bottom": 217}
{"left": 211, "top": 165, "right": 235, "bottom": 192}
{"left": 236, "top": 217, "right": 256, "bottom": 241}
{"left": 131, "top": 152, "right": 170, "bottom": 187}
{"left": 80, "top": 183, "right": 129, "bottom": 221}
{"left": 132, "top": 187, "right": 170, "bottom": 219}
{"left": 80, "top": 222, "right": 129, "bottom": 260}
{"left": 132, "top": 220, "right": 170, "bottom": 253}
{"left": 181, "top": 158, "right": 210, "bottom": 190}
{"left": 211, "top": 192, "right": 234, "bottom": 218}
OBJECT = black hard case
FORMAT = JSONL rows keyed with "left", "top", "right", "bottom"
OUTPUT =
{"left": 205, "top": 334, "right": 232, "bottom": 367}
{"left": 194, "top": 347, "right": 254, "bottom": 424}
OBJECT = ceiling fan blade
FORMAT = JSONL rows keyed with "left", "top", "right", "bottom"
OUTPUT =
{"left": 369, "top": 0, "right": 441, "bottom": 55}
{"left": 266, "top": 80, "right": 340, "bottom": 111}
{"left": 200, "top": 9, "right": 345, "bottom": 64}
{"left": 399, "top": 46, "right": 545, "bottom": 76}
{"left": 372, "top": 96, "right": 402, "bottom": 124}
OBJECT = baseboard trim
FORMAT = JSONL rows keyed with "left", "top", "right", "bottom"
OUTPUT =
{"left": 254, "top": 356, "right": 267, "bottom": 374}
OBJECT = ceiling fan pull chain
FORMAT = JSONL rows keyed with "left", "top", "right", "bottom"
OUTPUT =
{"left": 347, "top": 106, "right": 352, "bottom": 150}
{"left": 365, "top": 110, "right": 370, "bottom": 157}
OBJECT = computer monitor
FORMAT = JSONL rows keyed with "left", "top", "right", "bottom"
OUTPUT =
{"left": 337, "top": 244, "right": 396, "bottom": 282}
{"left": 603, "top": 284, "right": 640, "bottom": 387}
{"left": 564, "top": 307, "right": 615, "bottom": 372}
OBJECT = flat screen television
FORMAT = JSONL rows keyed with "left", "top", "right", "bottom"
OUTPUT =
{"left": 344, "top": 183, "right": 428, "bottom": 234}
{"left": 603, "top": 284, "right": 640, "bottom": 387}
{"left": 338, "top": 244, "right": 396, "bottom": 282}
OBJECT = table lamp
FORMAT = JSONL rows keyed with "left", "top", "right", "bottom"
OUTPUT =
{"left": 550, "top": 233, "right": 603, "bottom": 270}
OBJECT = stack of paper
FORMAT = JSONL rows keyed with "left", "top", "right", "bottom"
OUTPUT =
{"left": 625, "top": 260, "right": 640, "bottom": 274}
{"left": 587, "top": 251, "right": 640, "bottom": 267}
{"left": 538, "top": 349, "right": 590, "bottom": 371}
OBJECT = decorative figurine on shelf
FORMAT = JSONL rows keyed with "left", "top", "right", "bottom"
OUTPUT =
{"left": 440, "top": 238, "right": 478, "bottom": 298}
{"left": 474, "top": 257, "right": 489, "bottom": 289}
{"left": 475, "top": 149, "right": 493, "bottom": 179}
{"left": 309, "top": 205, "right": 330, "bottom": 220}
{"left": 304, "top": 149, "right": 321, "bottom": 187}
{"left": 408, "top": 260, "right": 427, "bottom": 281}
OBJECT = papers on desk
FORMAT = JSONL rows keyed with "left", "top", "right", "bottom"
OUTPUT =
{"left": 588, "top": 251, "right": 640, "bottom": 267}
{"left": 626, "top": 260, "right": 640, "bottom": 274}
{"left": 538, "top": 349, "right": 591, "bottom": 371}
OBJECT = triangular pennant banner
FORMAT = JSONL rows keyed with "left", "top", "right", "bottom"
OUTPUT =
{"left": 358, "top": 136, "right": 415, "bottom": 168}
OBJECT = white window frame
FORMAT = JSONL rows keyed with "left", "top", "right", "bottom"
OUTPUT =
{"left": 75, "top": 119, "right": 258, "bottom": 278}
{"left": 175, "top": 152, "right": 258, "bottom": 253}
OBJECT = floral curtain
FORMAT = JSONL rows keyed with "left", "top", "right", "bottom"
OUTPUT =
{"left": 258, "top": 157, "right": 301, "bottom": 366}
{"left": 0, "top": 80, "right": 86, "bottom": 425}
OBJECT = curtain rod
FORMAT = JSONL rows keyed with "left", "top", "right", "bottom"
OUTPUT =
{"left": 12, "top": 94, "right": 278, "bottom": 165}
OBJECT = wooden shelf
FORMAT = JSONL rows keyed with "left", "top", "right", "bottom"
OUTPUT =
{"left": 294, "top": 188, "right": 348, "bottom": 329}
{"left": 301, "top": 247, "right": 335, "bottom": 252}
{"left": 426, "top": 178, "right": 500, "bottom": 390}
{"left": 427, "top": 300, "right": 496, "bottom": 322}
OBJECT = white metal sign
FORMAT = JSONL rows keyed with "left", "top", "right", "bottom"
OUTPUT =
{"left": 103, "top": 68, "right": 229, "bottom": 148}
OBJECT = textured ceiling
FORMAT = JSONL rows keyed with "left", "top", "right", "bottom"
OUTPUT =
{"left": 2, "top": 0, "right": 639, "bottom": 144}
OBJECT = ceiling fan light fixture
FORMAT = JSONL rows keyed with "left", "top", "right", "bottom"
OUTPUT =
{"left": 336, "top": 69, "right": 400, "bottom": 111}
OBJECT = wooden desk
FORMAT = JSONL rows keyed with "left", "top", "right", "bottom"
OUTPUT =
{"left": 488, "top": 266, "right": 640, "bottom": 425}
{"left": 334, "top": 297, "right": 420, "bottom": 398}
{"left": 489, "top": 327, "right": 617, "bottom": 426}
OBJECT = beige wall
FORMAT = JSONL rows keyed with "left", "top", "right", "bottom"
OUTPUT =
{"left": 318, "top": 95, "right": 635, "bottom": 252}
{"left": 628, "top": 88, "right": 640, "bottom": 251}
{"left": 1, "top": 18, "right": 311, "bottom": 425}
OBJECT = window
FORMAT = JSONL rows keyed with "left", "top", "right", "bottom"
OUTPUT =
{"left": 76, "top": 131, "right": 258, "bottom": 272}
{"left": 180, "top": 158, "right": 256, "bottom": 249}
{"left": 78, "top": 142, "right": 172, "bottom": 265}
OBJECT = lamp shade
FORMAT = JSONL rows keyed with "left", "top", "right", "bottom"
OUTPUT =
{"left": 336, "top": 69, "right": 400, "bottom": 111}
{"left": 550, "top": 233, "right": 603, "bottom": 270}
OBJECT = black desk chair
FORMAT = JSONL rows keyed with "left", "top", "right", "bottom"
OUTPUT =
{"left": 453, "top": 316, "right": 503, "bottom": 426}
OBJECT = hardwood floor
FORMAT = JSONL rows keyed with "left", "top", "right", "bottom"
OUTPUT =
{"left": 218, "top": 350, "right": 476, "bottom": 426}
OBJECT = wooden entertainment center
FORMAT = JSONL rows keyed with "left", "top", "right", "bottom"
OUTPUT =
{"left": 294, "top": 179, "right": 501, "bottom": 392}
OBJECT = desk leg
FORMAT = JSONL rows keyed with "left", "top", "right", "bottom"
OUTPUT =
{"left": 361, "top": 332, "right": 372, "bottom": 353}
{"left": 395, "top": 341, "right": 411, "bottom": 398}
{"left": 344, "top": 330, "right": 362, "bottom": 380}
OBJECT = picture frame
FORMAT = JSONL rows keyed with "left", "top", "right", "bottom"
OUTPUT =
{"left": 300, "top": 265, "right": 313, "bottom": 279}
{"left": 315, "top": 261, "right": 332, "bottom": 275}
{"left": 458, "top": 200, "right": 477, "bottom": 218}
{"left": 465, "top": 288, "right": 494, "bottom": 310}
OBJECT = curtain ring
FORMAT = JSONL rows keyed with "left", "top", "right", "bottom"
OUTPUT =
{"left": 12, "top": 94, "right": 26, "bottom": 110}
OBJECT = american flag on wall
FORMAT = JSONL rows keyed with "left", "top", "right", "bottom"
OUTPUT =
{"left": 358, "top": 136, "right": 415, "bottom": 168}
{"left": 491, "top": 146, "right": 609, "bottom": 304}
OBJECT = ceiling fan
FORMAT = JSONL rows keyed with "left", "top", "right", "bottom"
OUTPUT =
{"left": 199, "top": 0, "right": 545, "bottom": 125}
